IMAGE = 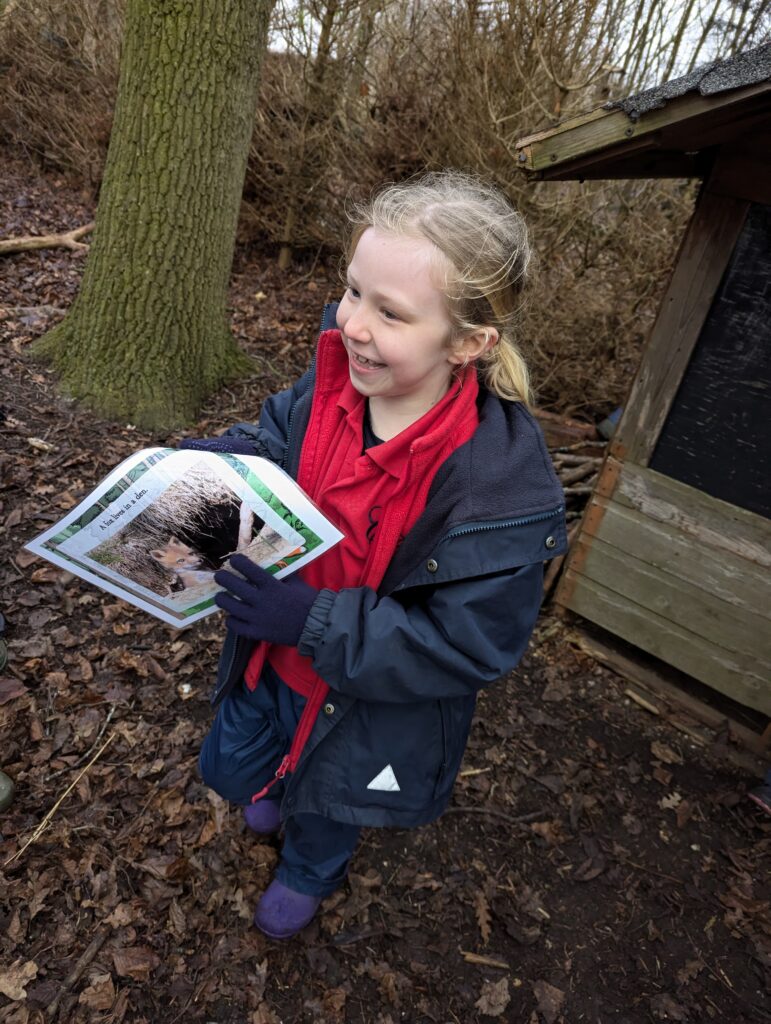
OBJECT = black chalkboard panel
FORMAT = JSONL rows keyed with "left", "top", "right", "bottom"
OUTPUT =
{"left": 651, "top": 202, "right": 771, "bottom": 519}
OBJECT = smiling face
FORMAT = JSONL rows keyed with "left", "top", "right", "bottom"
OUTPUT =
{"left": 336, "top": 228, "right": 466, "bottom": 435}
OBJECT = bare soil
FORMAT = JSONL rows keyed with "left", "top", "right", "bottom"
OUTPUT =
{"left": 1, "top": 156, "right": 769, "bottom": 1024}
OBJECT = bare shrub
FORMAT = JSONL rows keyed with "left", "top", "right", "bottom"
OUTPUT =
{"left": 2, "top": 0, "right": 766, "bottom": 411}
{"left": 0, "top": 0, "right": 123, "bottom": 183}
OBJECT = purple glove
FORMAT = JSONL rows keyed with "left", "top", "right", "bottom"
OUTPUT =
{"left": 178, "top": 437, "right": 257, "bottom": 456}
{"left": 214, "top": 553, "right": 318, "bottom": 645}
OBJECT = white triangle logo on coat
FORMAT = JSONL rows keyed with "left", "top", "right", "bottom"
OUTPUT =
{"left": 367, "top": 764, "right": 400, "bottom": 792}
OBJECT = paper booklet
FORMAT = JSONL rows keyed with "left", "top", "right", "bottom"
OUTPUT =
{"left": 24, "top": 448, "right": 344, "bottom": 627}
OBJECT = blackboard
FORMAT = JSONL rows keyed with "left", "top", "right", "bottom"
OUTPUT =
{"left": 651, "top": 201, "right": 771, "bottom": 519}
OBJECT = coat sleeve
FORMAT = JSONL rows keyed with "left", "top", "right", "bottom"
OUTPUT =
{"left": 223, "top": 368, "right": 312, "bottom": 464}
{"left": 297, "top": 563, "right": 544, "bottom": 702}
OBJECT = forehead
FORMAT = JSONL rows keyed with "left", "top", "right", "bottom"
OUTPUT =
{"left": 349, "top": 228, "right": 447, "bottom": 308}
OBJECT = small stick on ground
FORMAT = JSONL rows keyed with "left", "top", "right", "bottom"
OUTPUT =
{"left": 48, "top": 705, "right": 118, "bottom": 780}
{"left": 4, "top": 732, "right": 115, "bottom": 866}
{"left": 443, "top": 806, "right": 545, "bottom": 827}
{"left": 45, "top": 924, "right": 111, "bottom": 1020}
{"left": 0, "top": 221, "right": 94, "bottom": 255}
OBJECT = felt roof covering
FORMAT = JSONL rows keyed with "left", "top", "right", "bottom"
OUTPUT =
{"left": 515, "top": 43, "right": 771, "bottom": 180}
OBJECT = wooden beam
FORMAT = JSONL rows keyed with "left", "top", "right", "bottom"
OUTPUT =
{"left": 515, "top": 80, "right": 771, "bottom": 175}
{"left": 611, "top": 461, "right": 771, "bottom": 569}
{"left": 572, "top": 533, "right": 771, "bottom": 673}
{"left": 612, "top": 182, "right": 749, "bottom": 465}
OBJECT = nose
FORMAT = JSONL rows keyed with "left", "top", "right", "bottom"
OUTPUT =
{"left": 341, "top": 301, "right": 372, "bottom": 343}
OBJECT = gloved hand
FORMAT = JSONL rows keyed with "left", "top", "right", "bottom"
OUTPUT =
{"left": 178, "top": 437, "right": 257, "bottom": 456}
{"left": 214, "top": 553, "right": 318, "bottom": 645}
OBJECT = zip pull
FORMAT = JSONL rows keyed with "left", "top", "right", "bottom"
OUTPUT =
{"left": 250, "top": 755, "right": 291, "bottom": 803}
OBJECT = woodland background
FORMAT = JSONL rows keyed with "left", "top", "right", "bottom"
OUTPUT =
{"left": 1, "top": 3, "right": 769, "bottom": 1023}
{"left": 6, "top": 0, "right": 766, "bottom": 415}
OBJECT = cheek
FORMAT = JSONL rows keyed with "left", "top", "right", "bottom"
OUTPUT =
{"left": 336, "top": 297, "right": 351, "bottom": 332}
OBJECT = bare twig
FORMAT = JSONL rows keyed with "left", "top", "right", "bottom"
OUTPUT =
{"left": 45, "top": 924, "right": 111, "bottom": 1020}
{"left": 48, "top": 706, "right": 118, "bottom": 780}
{"left": 559, "top": 462, "right": 599, "bottom": 486}
{"left": 4, "top": 732, "right": 115, "bottom": 866}
{"left": 443, "top": 806, "right": 545, "bottom": 827}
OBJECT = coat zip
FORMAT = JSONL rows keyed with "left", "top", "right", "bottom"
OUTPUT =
{"left": 446, "top": 505, "right": 564, "bottom": 540}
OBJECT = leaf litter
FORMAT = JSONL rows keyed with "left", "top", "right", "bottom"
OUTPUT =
{"left": 0, "top": 153, "right": 769, "bottom": 1023}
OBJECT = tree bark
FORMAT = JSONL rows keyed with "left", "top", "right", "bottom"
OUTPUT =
{"left": 34, "top": 0, "right": 273, "bottom": 430}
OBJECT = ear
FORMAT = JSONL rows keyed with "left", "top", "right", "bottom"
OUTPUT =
{"left": 150, "top": 549, "right": 163, "bottom": 561}
{"left": 449, "top": 327, "right": 498, "bottom": 365}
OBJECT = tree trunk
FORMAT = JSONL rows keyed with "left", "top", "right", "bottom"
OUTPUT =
{"left": 34, "top": 0, "right": 273, "bottom": 430}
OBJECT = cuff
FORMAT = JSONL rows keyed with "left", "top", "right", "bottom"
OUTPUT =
{"left": 297, "top": 588, "right": 337, "bottom": 658}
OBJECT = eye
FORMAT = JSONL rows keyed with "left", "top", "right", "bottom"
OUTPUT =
{"left": 347, "top": 286, "right": 360, "bottom": 299}
{"left": 382, "top": 308, "right": 400, "bottom": 321}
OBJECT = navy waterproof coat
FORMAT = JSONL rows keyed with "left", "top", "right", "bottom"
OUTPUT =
{"left": 212, "top": 313, "right": 567, "bottom": 829}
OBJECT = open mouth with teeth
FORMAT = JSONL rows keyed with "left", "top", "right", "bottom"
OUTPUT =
{"left": 351, "top": 352, "right": 387, "bottom": 369}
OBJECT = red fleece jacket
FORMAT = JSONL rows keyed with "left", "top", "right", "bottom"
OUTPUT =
{"left": 245, "top": 330, "right": 479, "bottom": 796}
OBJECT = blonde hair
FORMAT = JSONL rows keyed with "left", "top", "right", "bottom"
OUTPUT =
{"left": 347, "top": 170, "right": 533, "bottom": 404}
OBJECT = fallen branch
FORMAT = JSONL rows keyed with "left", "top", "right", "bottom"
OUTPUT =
{"left": 559, "top": 461, "right": 599, "bottom": 487}
{"left": 0, "top": 305, "right": 64, "bottom": 321}
{"left": 550, "top": 440, "right": 607, "bottom": 453}
{"left": 552, "top": 454, "right": 603, "bottom": 466}
{"left": 563, "top": 483, "right": 596, "bottom": 496}
{"left": 45, "top": 924, "right": 111, "bottom": 1020}
{"left": 0, "top": 222, "right": 94, "bottom": 256}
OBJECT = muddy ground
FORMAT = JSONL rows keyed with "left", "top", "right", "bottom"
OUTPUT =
{"left": 1, "top": 157, "right": 769, "bottom": 1024}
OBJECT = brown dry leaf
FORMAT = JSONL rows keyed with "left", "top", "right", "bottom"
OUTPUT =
{"left": 78, "top": 973, "right": 115, "bottom": 1011}
{"left": 28, "top": 886, "right": 51, "bottom": 921}
{"left": 474, "top": 890, "right": 492, "bottom": 946}
{"left": 0, "top": 677, "right": 28, "bottom": 705}
{"left": 651, "top": 740, "right": 683, "bottom": 765}
{"left": 197, "top": 818, "right": 217, "bottom": 847}
{"left": 650, "top": 992, "right": 690, "bottom": 1020}
{"left": 112, "top": 946, "right": 160, "bottom": 981}
{"left": 137, "top": 853, "right": 189, "bottom": 881}
{"left": 652, "top": 765, "right": 673, "bottom": 786}
{"left": 167, "top": 900, "right": 187, "bottom": 939}
{"left": 533, "top": 979, "right": 565, "bottom": 1023}
{"left": 530, "top": 820, "right": 564, "bottom": 845}
{"left": 676, "top": 799, "right": 693, "bottom": 828}
{"left": 660, "top": 791, "right": 682, "bottom": 811}
{"left": 6, "top": 907, "right": 26, "bottom": 947}
{"left": 252, "top": 1006, "right": 281, "bottom": 1024}
{"left": 105, "top": 902, "right": 140, "bottom": 928}
{"left": 475, "top": 977, "right": 510, "bottom": 1017}
{"left": 676, "top": 958, "right": 705, "bottom": 985}
{"left": 0, "top": 960, "right": 38, "bottom": 1000}
{"left": 321, "top": 986, "right": 348, "bottom": 1018}
{"left": 251, "top": 958, "right": 269, "bottom": 1005}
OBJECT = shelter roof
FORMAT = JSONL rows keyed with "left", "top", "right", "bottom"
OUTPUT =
{"left": 515, "top": 43, "right": 771, "bottom": 180}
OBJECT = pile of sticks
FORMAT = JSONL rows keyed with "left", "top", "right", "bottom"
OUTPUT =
{"left": 551, "top": 442, "right": 606, "bottom": 513}
{"left": 533, "top": 410, "right": 611, "bottom": 600}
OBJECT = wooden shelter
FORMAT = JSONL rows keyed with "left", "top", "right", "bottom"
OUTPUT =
{"left": 516, "top": 44, "right": 771, "bottom": 746}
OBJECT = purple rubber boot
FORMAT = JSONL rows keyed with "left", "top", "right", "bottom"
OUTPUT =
{"left": 243, "top": 800, "right": 281, "bottom": 835}
{"left": 253, "top": 879, "right": 322, "bottom": 939}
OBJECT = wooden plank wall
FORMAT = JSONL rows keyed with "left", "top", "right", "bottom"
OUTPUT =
{"left": 559, "top": 458, "right": 771, "bottom": 716}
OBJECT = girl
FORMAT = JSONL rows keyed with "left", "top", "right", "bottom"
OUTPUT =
{"left": 182, "top": 171, "right": 567, "bottom": 940}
